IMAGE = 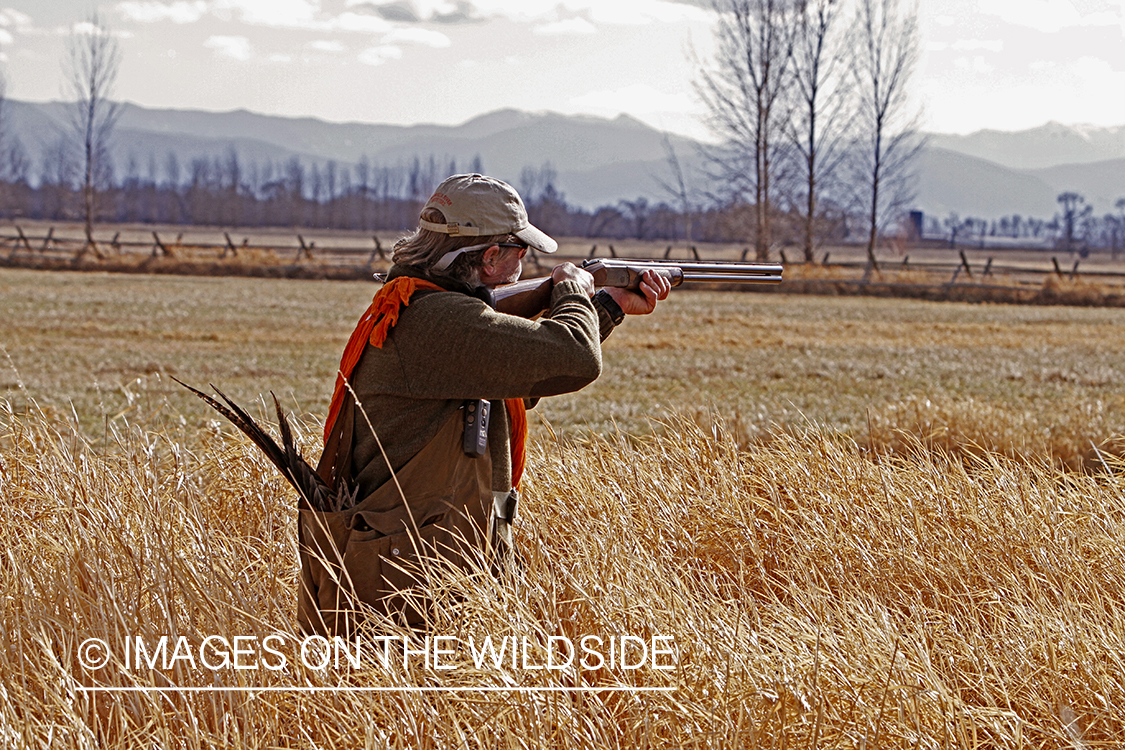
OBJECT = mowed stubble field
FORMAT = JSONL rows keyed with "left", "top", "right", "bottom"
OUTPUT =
{"left": 3, "top": 265, "right": 1125, "bottom": 747}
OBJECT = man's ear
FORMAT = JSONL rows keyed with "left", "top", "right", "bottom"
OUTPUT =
{"left": 481, "top": 244, "right": 502, "bottom": 268}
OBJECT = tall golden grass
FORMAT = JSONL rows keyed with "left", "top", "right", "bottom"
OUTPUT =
{"left": 3, "top": 394, "right": 1124, "bottom": 747}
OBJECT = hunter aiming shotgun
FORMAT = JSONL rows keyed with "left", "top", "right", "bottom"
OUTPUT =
{"left": 187, "top": 256, "right": 782, "bottom": 507}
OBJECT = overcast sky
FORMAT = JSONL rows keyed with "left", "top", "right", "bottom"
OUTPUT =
{"left": 0, "top": 0, "right": 1122, "bottom": 138}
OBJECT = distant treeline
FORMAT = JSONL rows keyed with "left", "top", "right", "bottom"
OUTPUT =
{"left": 2, "top": 141, "right": 1122, "bottom": 254}
{"left": 0, "top": 145, "right": 856, "bottom": 245}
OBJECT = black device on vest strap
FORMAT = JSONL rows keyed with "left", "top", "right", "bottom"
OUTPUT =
{"left": 462, "top": 399, "right": 490, "bottom": 457}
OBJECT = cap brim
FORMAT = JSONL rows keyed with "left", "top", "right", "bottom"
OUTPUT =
{"left": 515, "top": 224, "right": 557, "bottom": 254}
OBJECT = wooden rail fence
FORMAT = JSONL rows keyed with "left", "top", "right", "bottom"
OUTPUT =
{"left": 3, "top": 225, "right": 1125, "bottom": 305}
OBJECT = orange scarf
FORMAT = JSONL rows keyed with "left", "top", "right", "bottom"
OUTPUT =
{"left": 325, "top": 275, "right": 528, "bottom": 489}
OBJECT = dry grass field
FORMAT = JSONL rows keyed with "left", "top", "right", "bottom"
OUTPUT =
{"left": 2, "top": 266, "right": 1125, "bottom": 747}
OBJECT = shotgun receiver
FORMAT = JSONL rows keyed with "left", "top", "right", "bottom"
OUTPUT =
{"left": 491, "top": 258, "right": 783, "bottom": 318}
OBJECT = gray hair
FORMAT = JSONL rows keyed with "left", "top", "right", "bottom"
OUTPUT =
{"left": 392, "top": 207, "right": 511, "bottom": 286}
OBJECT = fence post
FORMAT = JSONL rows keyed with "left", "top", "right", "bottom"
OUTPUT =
{"left": 40, "top": 227, "right": 54, "bottom": 253}
{"left": 15, "top": 226, "right": 33, "bottom": 254}
{"left": 1071, "top": 261, "right": 1080, "bottom": 280}
{"left": 296, "top": 235, "right": 314, "bottom": 261}
{"left": 691, "top": 245, "right": 700, "bottom": 261}
{"left": 608, "top": 244, "right": 618, "bottom": 258}
{"left": 821, "top": 251, "right": 830, "bottom": 265}
{"left": 79, "top": 227, "right": 106, "bottom": 261}
{"left": 958, "top": 250, "right": 973, "bottom": 278}
{"left": 664, "top": 245, "right": 673, "bottom": 259}
{"left": 110, "top": 232, "right": 121, "bottom": 254}
{"left": 1051, "top": 257, "right": 1063, "bottom": 276}
{"left": 983, "top": 257, "right": 993, "bottom": 276}
{"left": 223, "top": 232, "right": 238, "bottom": 259}
{"left": 587, "top": 244, "right": 598, "bottom": 258}
{"left": 152, "top": 231, "right": 174, "bottom": 258}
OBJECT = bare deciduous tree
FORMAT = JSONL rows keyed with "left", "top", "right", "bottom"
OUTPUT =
{"left": 657, "top": 134, "right": 700, "bottom": 243}
{"left": 848, "top": 0, "right": 923, "bottom": 263}
{"left": 64, "top": 14, "right": 122, "bottom": 255}
{"left": 698, "top": 0, "right": 797, "bottom": 260}
{"left": 788, "top": 0, "right": 848, "bottom": 262}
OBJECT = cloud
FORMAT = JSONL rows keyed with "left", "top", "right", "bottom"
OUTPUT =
{"left": 214, "top": 0, "right": 318, "bottom": 28}
{"left": 979, "top": 0, "right": 1120, "bottom": 33}
{"left": 68, "top": 20, "right": 134, "bottom": 38}
{"left": 307, "top": 39, "right": 346, "bottom": 52}
{"left": 0, "top": 9, "right": 33, "bottom": 29}
{"left": 366, "top": 1, "right": 421, "bottom": 22}
{"left": 328, "top": 12, "right": 393, "bottom": 33}
{"left": 346, "top": 0, "right": 473, "bottom": 22}
{"left": 342, "top": 0, "right": 710, "bottom": 26}
{"left": 533, "top": 17, "right": 596, "bottom": 35}
{"left": 381, "top": 27, "right": 452, "bottom": 46}
{"left": 953, "top": 55, "right": 997, "bottom": 74}
{"left": 1068, "top": 0, "right": 1120, "bottom": 15}
{"left": 951, "top": 39, "right": 1004, "bottom": 52}
{"left": 581, "top": 0, "right": 711, "bottom": 25}
{"left": 118, "top": 0, "right": 397, "bottom": 33}
{"left": 358, "top": 45, "right": 403, "bottom": 65}
{"left": 203, "top": 34, "right": 252, "bottom": 59}
{"left": 116, "top": 1, "right": 210, "bottom": 24}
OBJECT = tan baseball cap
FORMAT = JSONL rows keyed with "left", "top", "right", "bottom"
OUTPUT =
{"left": 420, "top": 173, "right": 558, "bottom": 256}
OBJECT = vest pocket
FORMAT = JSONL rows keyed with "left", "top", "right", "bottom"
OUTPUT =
{"left": 340, "top": 509, "right": 453, "bottom": 624}
{"left": 299, "top": 493, "right": 487, "bottom": 633}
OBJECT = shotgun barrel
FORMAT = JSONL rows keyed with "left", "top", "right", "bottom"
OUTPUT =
{"left": 581, "top": 258, "right": 783, "bottom": 288}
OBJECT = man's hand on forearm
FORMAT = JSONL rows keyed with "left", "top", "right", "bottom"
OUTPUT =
{"left": 604, "top": 269, "right": 671, "bottom": 315}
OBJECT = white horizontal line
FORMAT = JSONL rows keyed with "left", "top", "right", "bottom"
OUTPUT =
{"left": 76, "top": 686, "right": 675, "bottom": 694}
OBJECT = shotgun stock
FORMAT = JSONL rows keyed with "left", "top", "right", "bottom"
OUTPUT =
{"left": 490, "top": 258, "right": 783, "bottom": 318}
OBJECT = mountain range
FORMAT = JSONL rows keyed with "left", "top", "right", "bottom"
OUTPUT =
{"left": 5, "top": 99, "right": 1124, "bottom": 220}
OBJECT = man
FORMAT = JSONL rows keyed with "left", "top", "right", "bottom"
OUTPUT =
{"left": 299, "top": 173, "right": 668, "bottom": 632}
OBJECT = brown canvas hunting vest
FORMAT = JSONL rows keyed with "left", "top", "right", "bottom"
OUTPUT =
{"left": 298, "top": 408, "right": 491, "bottom": 634}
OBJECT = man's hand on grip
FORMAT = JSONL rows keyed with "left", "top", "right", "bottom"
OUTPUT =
{"left": 551, "top": 262, "right": 595, "bottom": 297}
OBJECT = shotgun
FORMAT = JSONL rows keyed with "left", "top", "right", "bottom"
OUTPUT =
{"left": 492, "top": 257, "right": 784, "bottom": 318}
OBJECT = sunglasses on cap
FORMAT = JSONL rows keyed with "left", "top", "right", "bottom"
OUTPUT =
{"left": 432, "top": 241, "right": 529, "bottom": 271}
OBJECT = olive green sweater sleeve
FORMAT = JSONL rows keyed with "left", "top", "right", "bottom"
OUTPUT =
{"left": 374, "top": 278, "right": 602, "bottom": 401}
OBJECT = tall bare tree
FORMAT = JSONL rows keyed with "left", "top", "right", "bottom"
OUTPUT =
{"left": 849, "top": 0, "right": 922, "bottom": 263}
{"left": 64, "top": 14, "right": 122, "bottom": 255}
{"left": 657, "top": 134, "right": 700, "bottom": 243}
{"left": 788, "top": 0, "right": 848, "bottom": 262}
{"left": 698, "top": 0, "right": 797, "bottom": 260}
